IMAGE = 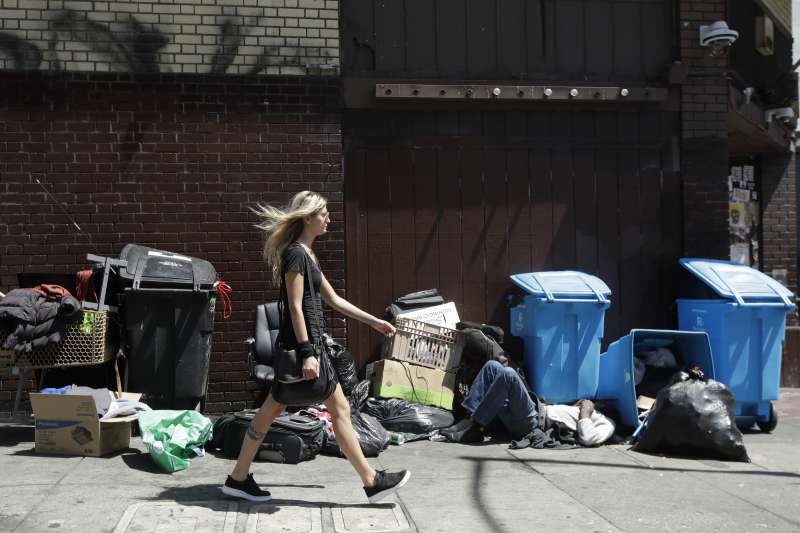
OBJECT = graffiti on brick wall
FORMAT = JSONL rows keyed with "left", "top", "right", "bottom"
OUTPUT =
{"left": 49, "top": 11, "right": 168, "bottom": 73}
{"left": 0, "top": 4, "right": 338, "bottom": 75}
{"left": 0, "top": 33, "right": 43, "bottom": 70}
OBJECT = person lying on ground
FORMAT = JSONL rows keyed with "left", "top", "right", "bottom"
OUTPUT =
{"left": 221, "top": 190, "right": 410, "bottom": 503}
{"left": 441, "top": 360, "right": 615, "bottom": 446}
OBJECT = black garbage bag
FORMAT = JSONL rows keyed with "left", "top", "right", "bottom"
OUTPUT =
{"left": 633, "top": 368, "right": 750, "bottom": 462}
{"left": 327, "top": 341, "right": 358, "bottom": 396}
{"left": 348, "top": 379, "right": 370, "bottom": 410}
{"left": 362, "top": 398, "right": 454, "bottom": 436}
{"left": 322, "top": 411, "right": 389, "bottom": 458}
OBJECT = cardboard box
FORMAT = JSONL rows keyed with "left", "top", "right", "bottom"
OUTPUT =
{"left": 636, "top": 395, "right": 655, "bottom": 411}
{"left": 30, "top": 391, "right": 141, "bottom": 457}
{"left": 366, "top": 359, "right": 455, "bottom": 410}
{"left": 396, "top": 302, "right": 460, "bottom": 328}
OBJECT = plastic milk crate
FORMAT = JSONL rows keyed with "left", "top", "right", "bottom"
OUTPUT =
{"left": 382, "top": 317, "right": 464, "bottom": 371}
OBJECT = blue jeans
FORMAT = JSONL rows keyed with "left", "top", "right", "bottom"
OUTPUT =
{"left": 461, "top": 360, "right": 538, "bottom": 440}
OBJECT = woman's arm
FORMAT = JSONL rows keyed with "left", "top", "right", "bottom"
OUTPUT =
{"left": 319, "top": 272, "right": 395, "bottom": 336}
{"left": 285, "top": 271, "right": 310, "bottom": 344}
{"left": 286, "top": 271, "right": 320, "bottom": 380}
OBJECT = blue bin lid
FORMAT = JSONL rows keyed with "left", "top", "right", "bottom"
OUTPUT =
{"left": 510, "top": 271, "right": 611, "bottom": 304}
{"left": 679, "top": 258, "right": 796, "bottom": 308}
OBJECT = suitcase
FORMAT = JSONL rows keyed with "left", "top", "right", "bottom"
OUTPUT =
{"left": 217, "top": 410, "right": 325, "bottom": 464}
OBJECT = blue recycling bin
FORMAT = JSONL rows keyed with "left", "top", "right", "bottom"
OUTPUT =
{"left": 510, "top": 271, "right": 611, "bottom": 403}
{"left": 677, "top": 258, "right": 797, "bottom": 430}
{"left": 598, "top": 329, "right": 715, "bottom": 429}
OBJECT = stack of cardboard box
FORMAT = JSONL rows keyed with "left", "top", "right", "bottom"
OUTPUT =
{"left": 366, "top": 303, "right": 463, "bottom": 411}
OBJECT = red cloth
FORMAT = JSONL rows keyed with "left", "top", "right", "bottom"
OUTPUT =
{"left": 75, "top": 270, "right": 98, "bottom": 303}
{"left": 30, "top": 284, "right": 72, "bottom": 300}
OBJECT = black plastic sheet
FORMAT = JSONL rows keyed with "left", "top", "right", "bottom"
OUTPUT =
{"left": 323, "top": 410, "right": 389, "bottom": 458}
{"left": 362, "top": 397, "right": 454, "bottom": 436}
{"left": 328, "top": 344, "right": 358, "bottom": 396}
{"left": 348, "top": 379, "right": 370, "bottom": 410}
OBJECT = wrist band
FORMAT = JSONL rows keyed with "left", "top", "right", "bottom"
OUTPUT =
{"left": 297, "top": 341, "right": 315, "bottom": 358}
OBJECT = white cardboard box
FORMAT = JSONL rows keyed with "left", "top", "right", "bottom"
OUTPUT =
{"left": 30, "top": 391, "right": 141, "bottom": 457}
{"left": 396, "top": 302, "right": 460, "bottom": 328}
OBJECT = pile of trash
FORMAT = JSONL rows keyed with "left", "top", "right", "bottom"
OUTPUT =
{"left": 208, "top": 289, "right": 519, "bottom": 464}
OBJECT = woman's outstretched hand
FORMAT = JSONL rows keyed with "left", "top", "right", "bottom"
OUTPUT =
{"left": 370, "top": 318, "right": 396, "bottom": 337}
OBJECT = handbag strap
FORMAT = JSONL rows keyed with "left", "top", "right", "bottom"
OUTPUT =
{"left": 303, "top": 249, "right": 325, "bottom": 352}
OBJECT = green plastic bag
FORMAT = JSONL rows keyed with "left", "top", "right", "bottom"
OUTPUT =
{"left": 138, "top": 410, "right": 213, "bottom": 473}
{"left": 78, "top": 311, "right": 95, "bottom": 335}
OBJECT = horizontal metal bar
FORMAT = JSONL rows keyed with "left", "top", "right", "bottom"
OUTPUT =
{"left": 733, "top": 302, "right": 797, "bottom": 309}
{"left": 375, "top": 84, "right": 667, "bottom": 102}
{"left": 539, "top": 298, "right": 610, "bottom": 304}
{"left": 125, "top": 286, "right": 212, "bottom": 293}
{"left": 81, "top": 301, "right": 119, "bottom": 313}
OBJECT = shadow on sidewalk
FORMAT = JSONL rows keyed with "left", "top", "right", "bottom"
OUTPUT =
{"left": 0, "top": 424, "right": 34, "bottom": 446}
{"left": 450, "top": 452, "right": 800, "bottom": 533}
{"left": 120, "top": 450, "right": 171, "bottom": 474}
{"left": 146, "top": 484, "right": 395, "bottom": 512}
{"left": 460, "top": 454, "right": 800, "bottom": 479}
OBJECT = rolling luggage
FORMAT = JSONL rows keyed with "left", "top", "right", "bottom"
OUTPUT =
{"left": 214, "top": 410, "right": 325, "bottom": 464}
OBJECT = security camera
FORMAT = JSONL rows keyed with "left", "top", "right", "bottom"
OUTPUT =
{"left": 699, "top": 21, "right": 739, "bottom": 57}
{"left": 742, "top": 87, "right": 755, "bottom": 105}
{"left": 765, "top": 107, "right": 795, "bottom": 126}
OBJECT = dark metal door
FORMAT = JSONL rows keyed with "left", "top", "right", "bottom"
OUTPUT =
{"left": 344, "top": 109, "right": 681, "bottom": 367}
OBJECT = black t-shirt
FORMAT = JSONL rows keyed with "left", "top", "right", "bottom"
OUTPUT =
{"left": 278, "top": 243, "right": 324, "bottom": 350}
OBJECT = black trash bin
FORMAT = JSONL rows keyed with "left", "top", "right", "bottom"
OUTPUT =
{"left": 116, "top": 245, "right": 218, "bottom": 410}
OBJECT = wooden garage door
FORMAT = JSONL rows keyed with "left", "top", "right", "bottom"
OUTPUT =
{"left": 344, "top": 109, "right": 682, "bottom": 366}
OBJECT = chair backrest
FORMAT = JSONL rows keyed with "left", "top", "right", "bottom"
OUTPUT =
{"left": 254, "top": 302, "right": 281, "bottom": 365}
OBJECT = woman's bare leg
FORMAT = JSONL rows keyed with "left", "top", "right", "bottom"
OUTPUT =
{"left": 325, "top": 384, "right": 377, "bottom": 486}
{"left": 230, "top": 393, "right": 285, "bottom": 481}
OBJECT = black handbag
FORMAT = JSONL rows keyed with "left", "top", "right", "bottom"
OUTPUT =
{"left": 274, "top": 346, "right": 305, "bottom": 384}
{"left": 272, "top": 248, "right": 337, "bottom": 406}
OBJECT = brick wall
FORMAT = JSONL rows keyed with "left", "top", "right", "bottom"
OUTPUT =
{"left": 761, "top": 152, "right": 798, "bottom": 295}
{"left": 0, "top": 71, "right": 343, "bottom": 414}
{"left": 0, "top": 0, "right": 339, "bottom": 75}
{"left": 679, "top": 0, "right": 730, "bottom": 258}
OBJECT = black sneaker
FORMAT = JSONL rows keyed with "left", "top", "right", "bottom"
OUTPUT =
{"left": 364, "top": 469, "right": 411, "bottom": 503}
{"left": 221, "top": 473, "right": 272, "bottom": 502}
{"left": 441, "top": 418, "right": 474, "bottom": 436}
{"left": 444, "top": 421, "right": 484, "bottom": 444}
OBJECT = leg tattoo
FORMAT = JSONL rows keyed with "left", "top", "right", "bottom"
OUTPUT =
{"left": 246, "top": 422, "right": 266, "bottom": 441}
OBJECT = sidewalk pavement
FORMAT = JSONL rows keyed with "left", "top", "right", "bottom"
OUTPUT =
{"left": 1, "top": 389, "right": 800, "bottom": 533}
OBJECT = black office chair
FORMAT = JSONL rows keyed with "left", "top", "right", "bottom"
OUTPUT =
{"left": 247, "top": 302, "right": 280, "bottom": 385}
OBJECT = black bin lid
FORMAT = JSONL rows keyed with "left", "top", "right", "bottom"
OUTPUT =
{"left": 118, "top": 244, "right": 217, "bottom": 290}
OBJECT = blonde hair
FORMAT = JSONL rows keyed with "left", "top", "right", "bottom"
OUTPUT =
{"left": 252, "top": 190, "right": 328, "bottom": 285}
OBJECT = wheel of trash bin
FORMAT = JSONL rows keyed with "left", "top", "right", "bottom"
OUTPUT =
{"left": 756, "top": 403, "right": 778, "bottom": 433}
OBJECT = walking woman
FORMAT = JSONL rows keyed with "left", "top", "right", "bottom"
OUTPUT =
{"left": 222, "top": 190, "right": 411, "bottom": 503}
